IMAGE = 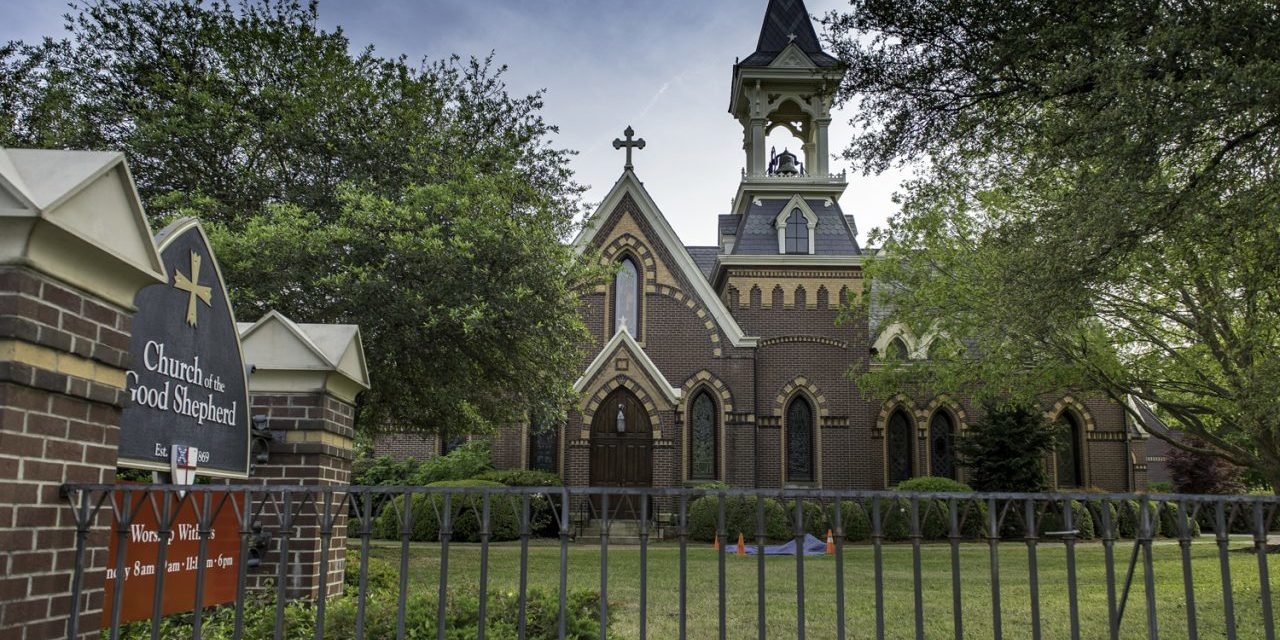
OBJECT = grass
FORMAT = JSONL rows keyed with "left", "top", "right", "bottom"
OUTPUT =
{"left": 358, "top": 537, "right": 1278, "bottom": 639}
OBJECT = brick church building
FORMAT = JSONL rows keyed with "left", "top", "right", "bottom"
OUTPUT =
{"left": 377, "top": 0, "right": 1149, "bottom": 492}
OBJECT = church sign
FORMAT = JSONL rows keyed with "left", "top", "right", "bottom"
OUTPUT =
{"left": 119, "top": 218, "right": 251, "bottom": 478}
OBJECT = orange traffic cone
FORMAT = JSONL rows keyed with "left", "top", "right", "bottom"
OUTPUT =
{"left": 736, "top": 532, "right": 746, "bottom": 557}
{"left": 713, "top": 533, "right": 720, "bottom": 551}
{"left": 826, "top": 529, "right": 835, "bottom": 555}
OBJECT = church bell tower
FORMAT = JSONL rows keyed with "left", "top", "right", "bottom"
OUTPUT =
{"left": 729, "top": 0, "right": 846, "bottom": 207}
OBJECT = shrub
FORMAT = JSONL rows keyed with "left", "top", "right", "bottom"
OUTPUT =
{"left": 343, "top": 555, "right": 398, "bottom": 592}
{"left": 1040, "top": 500, "right": 1096, "bottom": 540}
{"left": 1166, "top": 438, "right": 1247, "bottom": 495}
{"left": 832, "top": 501, "right": 872, "bottom": 541}
{"left": 687, "top": 494, "right": 788, "bottom": 542}
{"left": 471, "top": 468, "right": 562, "bottom": 538}
{"left": 1158, "top": 502, "right": 1202, "bottom": 538}
{"left": 373, "top": 479, "right": 546, "bottom": 543}
{"left": 1115, "top": 500, "right": 1166, "bottom": 538}
{"left": 895, "top": 476, "right": 972, "bottom": 493}
{"left": 473, "top": 469, "right": 562, "bottom": 487}
{"left": 957, "top": 400, "right": 1058, "bottom": 492}
{"left": 117, "top": 587, "right": 609, "bottom": 639}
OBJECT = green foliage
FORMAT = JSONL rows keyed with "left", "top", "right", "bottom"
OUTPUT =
{"left": 1158, "top": 502, "right": 1202, "bottom": 539}
{"left": 895, "top": 476, "right": 972, "bottom": 493}
{"left": 687, "top": 495, "right": 788, "bottom": 543}
{"left": 2, "top": 0, "right": 598, "bottom": 437}
{"left": 956, "top": 401, "right": 1058, "bottom": 492}
{"left": 473, "top": 469, "right": 562, "bottom": 487}
{"left": 116, "top": 587, "right": 609, "bottom": 639}
{"left": 343, "top": 556, "right": 398, "bottom": 593}
{"left": 828, "top": 0, "right": 1280, "bottom": 492}
{"left": 372, "top": 479, "right": 549, "bottom": 543}
{"left": 1115, "top": 501, "right": 1166, "bottom": 539}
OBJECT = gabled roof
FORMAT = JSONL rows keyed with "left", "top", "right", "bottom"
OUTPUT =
{"left": 573, "top": 169, "right": 757, "bottom": 347}
{"left": 1126, "top": 395, "right": 1174, "bottom": 439}
{"left": 740, "top": 0, "right": 840, "bottom": 68}
{"left": 574, "top": 329, "right": 681, "bottom": 404}
{"left": 685, "top": 246, "right": 719, "bottom": 280}
{"left": 238, "top": 310, "right": 371, "bottom": 392}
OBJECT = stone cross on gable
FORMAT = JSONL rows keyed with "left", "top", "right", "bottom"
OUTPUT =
{"left": 612, "top": 125, "right": 646, "bottom": 170}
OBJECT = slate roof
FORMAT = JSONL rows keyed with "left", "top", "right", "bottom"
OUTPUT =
{"left": 1129, "top": 396, "right": 1174, "bottom": 438}
{"left": 685, "top": 246, "right": 720, "bottom": 280}
{"left": 740, "top": 0, "right": 840, "bottom": 68}
{"left": 719, "top": 214, "right": 740, "bottom": 236}
{"left": 730, "top": 197, "right": 860, "bottom": 256}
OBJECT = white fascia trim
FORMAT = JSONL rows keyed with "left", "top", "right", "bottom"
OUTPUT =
{"left": 573, "top": 170, "right": 758, "bottom": 348}
{"left": 573, "top": 329, "right": 682, "bottom": 404}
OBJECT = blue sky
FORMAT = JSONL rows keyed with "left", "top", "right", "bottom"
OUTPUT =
{"left": 2, "top": 0, "right": 910, "bottom": 246}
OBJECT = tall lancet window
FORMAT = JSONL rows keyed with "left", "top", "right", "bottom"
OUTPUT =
{"left": 613, "top": 257, "right": 639, "bottom": 336}
{"left": 785, "top": 209, "right": 809, "bottom": 254}
{"left": 689, "top": 391, "right": 717, "bottom": 480}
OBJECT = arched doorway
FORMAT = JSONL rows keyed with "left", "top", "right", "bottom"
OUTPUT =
{"left": 590, "top": 388, "right": 653, "bottom": 515}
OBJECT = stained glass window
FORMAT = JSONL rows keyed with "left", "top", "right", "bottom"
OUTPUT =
{"left": 929, "top": 412, "right": 956, "bottom": 480}
{"left": 784, "top": 209, "right": 808, "bottom": 254}
{"left": 690, "top": 391, "right": 717, "bottom": 480}
{"left": 786, "top": 397, "right": 814, "bottom": 482}
{"left": 614, "top": 257, "right": 639, "bottom": 336}
{"left": 530, "top": 424, "right": 557, "bottom": 472}
{"left": 887, "top": 410, "right": 913, "bottom": 486}
{"left": 1056, "top": 413, "right": 1083, "bottom": 488}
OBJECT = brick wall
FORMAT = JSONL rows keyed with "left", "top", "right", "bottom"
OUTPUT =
{"left": 0, "top": 266, "right": 132, "bottom": 640}
{"left": 243, "top": 392, "right": 355, "bottom": 599}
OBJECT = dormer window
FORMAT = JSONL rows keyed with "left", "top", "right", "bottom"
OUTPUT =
{"left": 784, "top": 209, "right": 808, "bottom": 254}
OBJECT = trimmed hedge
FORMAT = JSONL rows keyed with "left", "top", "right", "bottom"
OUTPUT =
{"left": 687, "top": 494, "right": 789, "bottom": 542}
{"left": 373, "top": 479, "right": 549, "bottom": 543}
{"left": 473, "top": 469, "right": 562, "bottom": 487}
{"left": 894, "top": 476, "right": 972, "bottom": 493}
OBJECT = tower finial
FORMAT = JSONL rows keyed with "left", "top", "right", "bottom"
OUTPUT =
{"left": 612, "top": 125, "right": 646, "bottom": 170}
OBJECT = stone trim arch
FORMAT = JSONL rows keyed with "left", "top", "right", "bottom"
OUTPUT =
{"left": 773, "top": 376, "right": 829, "bottom": 418}
{"left": 1047, "top": 395, "right": 1093, "bottom": 488}
{"left": 922, "top": 394, "right": 967, "bottom": 430}
{"left": 1046, "top": 395, "right": 1097, "bottom": 431}
{"left": 580, "top": 375, "right": 665, "bottom": 438}
{"left": 680, "top": 370, "right": 734, "bottom": 482}
{"left": 875, "top": 393, "right": 921, "bottom": 436}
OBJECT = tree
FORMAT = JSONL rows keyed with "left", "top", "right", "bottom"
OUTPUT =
{"left": 826, "top": 1, "right": 1280, "bottom": 491}
{"left": 1166, "top": 438, "right": 1247, "bottom": 496}
{"left": 3, "top": 0, "right": 598, "bottom": 435}
{"left": 956, "top": 401, "right": 1058, "bottom": 492}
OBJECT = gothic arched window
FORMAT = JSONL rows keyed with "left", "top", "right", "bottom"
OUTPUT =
{"left": 929, "top": 411, "right": 956, "bottom": 480}
{"left": 887, "top": 409, "right": 914, "bottom": 486}
{"left": 529, "top": 423, "right": 558, "bottom": 472}
{"left": 888, "top": 336, "right": 910, "bottom": 360}
{"left": 689, "top": 391, "right": 717, "bottom": 480}
{"left": 786, "top": 397, "right": 815, "bottom": 482}
{"left": 784, "top": 209, "right": 809, "bottom": 254}
{"left": 613, "top": 257, "right": 639, "bottom": 336}
{"left": 1056, "top": 412, "right": 1084, "bottom": 488}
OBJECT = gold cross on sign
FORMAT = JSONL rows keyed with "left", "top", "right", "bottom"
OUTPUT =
{"left": 172, "top": 251, "right": 213, "bottom": 327}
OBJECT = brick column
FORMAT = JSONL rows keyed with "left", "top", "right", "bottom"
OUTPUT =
{"left": 1, "top": 149, "right": 168, "bottom": 640}
{"left": 0, "top": 268, "right": 138, "bottom": 639}
{"left": 237, "top": 312, "right": 367, "bottom": 600}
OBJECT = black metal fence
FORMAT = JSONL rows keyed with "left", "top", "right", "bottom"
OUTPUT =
{"left": 61, "top": 484, "right": 1279, "bottom": 640}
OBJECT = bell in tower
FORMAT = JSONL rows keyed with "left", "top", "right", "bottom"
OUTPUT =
{"left": 730, "top": 0, "right": 845, "bottom": 179}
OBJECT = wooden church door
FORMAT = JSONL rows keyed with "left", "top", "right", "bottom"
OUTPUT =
{"left": 590, "top": 388, "right": 652, "bottom": 517}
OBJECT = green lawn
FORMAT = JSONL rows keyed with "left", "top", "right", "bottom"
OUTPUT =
{"left": 360, "top": 538, "right": 1277, "bottom": 639}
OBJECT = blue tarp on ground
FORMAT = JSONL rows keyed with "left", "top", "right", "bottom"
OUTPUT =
{"left": 726, "top": 533, "right": 828, "bottom": 556}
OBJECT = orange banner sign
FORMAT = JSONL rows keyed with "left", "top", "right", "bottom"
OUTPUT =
{"left": 103, "top": 491, "right": 243, "bottom": 623}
